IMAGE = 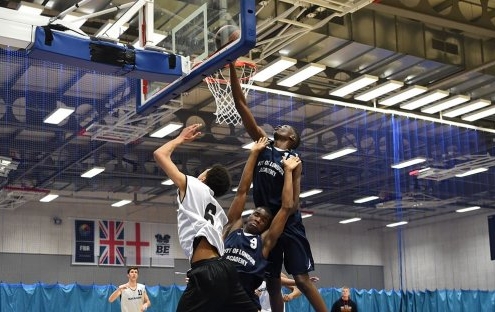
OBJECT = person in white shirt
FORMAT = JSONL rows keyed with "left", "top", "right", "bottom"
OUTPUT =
{"left": 108, "top": 266, "right": 151, "bottom": 312}
{"left": 153, "top": 123, "right": 258, "bottom": 312}
{"left": 257, "top": 274, "right": 320, "bottom": 312}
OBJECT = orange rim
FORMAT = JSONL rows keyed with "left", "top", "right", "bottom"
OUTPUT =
{"left": 203, "top": 60, "right": 257, "bottom": 84}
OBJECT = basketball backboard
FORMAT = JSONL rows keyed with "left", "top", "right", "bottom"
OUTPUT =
{"left": 136, "top": 0, "right": 256, "bottom": 115}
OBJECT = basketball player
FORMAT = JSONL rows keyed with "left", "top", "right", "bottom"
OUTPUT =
{"left": 108, "top": 266, "right": 151, "bottom": 312}
{"left": 258, "top": 274, "right": 321, "bottom": 311}
{"left": 222, "top": 137, "right": 301, "bottom": 309}
{"left": 230, "top": 62, "right": 328, "bottom": 312}
{"left": 153, "top": 123, "right": 258, "bottom": 312}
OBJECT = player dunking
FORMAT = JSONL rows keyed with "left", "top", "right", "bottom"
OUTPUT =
{"left": 222, "top": 137, "right": 301, "bottom": 310}
{"left": 229, "top": 62, "right": 328, "bottom": 312}
{"left": 153, "top": 123, "right": 258, "bottom": 312}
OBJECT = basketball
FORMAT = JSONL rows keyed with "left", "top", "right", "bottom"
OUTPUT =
{"left": 215, "top": 25, "right": 241, "bottom": 50}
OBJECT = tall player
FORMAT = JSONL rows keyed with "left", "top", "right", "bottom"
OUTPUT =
{"left": 229, "top": 62, "right": 328, "bottom": 312}
{"left": 108, "top": 266, "right": 151, "bottom": 312}
{"left": 153, "top": 123, "right": 258, "bottom": 312}
{"left": 222, "top": 137, "right": 301, "bottom": 310}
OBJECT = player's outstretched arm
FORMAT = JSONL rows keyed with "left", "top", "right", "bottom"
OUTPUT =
{"left": 224, "top": 137, "right": 269, "bottom": 237}
{"left": 292, "top": 161, "right": 302, "bottom": 212}
{"left": 229, "top": 62, "right": 267, "bottom": 141}
{"left": 142, "top": 290, "right": 151, "bottom": 311}
{"left": 108, "top": 283, "right": 128, "bottom": 303}
{"left": 153, "top": 123, "right": 203, "bottom": 199}
{"left": 261, "top": 155, "right": 301, "bottom": 258}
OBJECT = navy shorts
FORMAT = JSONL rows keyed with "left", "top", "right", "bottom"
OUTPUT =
{"left": 176, "top": 257, "right": 258, "bottom": 312}
{"left": 265, "top": 211, "right": 315, "bottom": 277}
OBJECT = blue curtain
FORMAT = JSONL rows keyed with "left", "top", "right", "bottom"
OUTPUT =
{"left": 1, "top": 283, "right": 494, "bottom": 312}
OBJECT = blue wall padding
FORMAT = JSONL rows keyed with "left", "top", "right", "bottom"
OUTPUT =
{"left": 1, "top": 283, "right": 494, "bottom": 312}
{"left": 27, "top": 27, "right": 183, "bottom": 82}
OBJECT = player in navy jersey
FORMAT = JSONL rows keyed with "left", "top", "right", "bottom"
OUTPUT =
{"left": 230, "top": 62, "right": 328, "bottom": 312}
{"left": 222, "top": 137, "right": 301, "bottom": 310}
{"left": 153, "top": 123, "right": 258, "bottom": 312}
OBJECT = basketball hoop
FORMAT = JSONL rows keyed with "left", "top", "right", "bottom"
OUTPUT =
{"left": 204, "top": 59, "right": 257, "bottom": 126}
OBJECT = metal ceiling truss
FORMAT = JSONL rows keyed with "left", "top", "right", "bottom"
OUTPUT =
{"left": 417, "top": 153, "right": 495, "bottom": 181}
{"left": 254, "top": 0, "right": 375, "bottom": 61}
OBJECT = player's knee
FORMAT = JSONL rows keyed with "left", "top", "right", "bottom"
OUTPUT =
{"left": 294, "top": 274, "right": 313, "bottom": 291}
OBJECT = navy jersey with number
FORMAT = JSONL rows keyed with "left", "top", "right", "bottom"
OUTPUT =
{"left": 253, "top": 142, "right": 298, "bottom": 214}
{"left": 224, "top": 229, "right": 267, "bottom": 306}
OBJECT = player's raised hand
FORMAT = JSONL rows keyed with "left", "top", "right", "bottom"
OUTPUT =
{"left": 251, "top": 137, "right": 269, "bottom": 153}
{"left": 282, "top": 155, "right": 301, "bottom": 171}
{"left": 178, "top": 123, "right": 202, "bottom": 142}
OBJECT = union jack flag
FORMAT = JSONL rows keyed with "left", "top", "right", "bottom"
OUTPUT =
{"left": 98, "top": 220, "right": 125, "bottom": 266}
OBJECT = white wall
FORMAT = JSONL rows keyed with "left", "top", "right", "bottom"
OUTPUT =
{"left": 0, "top": 197, "right": 184, "bottom": 258}
{"left": 382, "top": 211, "right": 495, "bottom": 290}
{"left": 2, "top": 199, "right": 494, "bottom": 291}
{"left": 0, "top": 201, "right": 384, "bottom": 265}
{"left": 304, "top": 216, "right": 383, "bottom": 266}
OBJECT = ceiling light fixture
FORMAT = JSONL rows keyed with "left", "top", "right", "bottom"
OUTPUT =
{"left": 277, "top": 63, "right": 325, "bottom": 87}
{"left": 391, "top": 157, "right": 426, "bottom": 169}
{"left": 299, "top": 189, "right": 323, "bottom": 198}
{"left": 301, "top": 212, "right": 313, "bottom": 219}
{"left": 40, "top": 194, "right": 59, "bottom": 202}
{"left": 461, "top": 105, "right": 495, "bottom": 122}
{"left": 386, "top": 221, "right": 408, "bottom": 227}
{"left": 339, "top": 217, "right": 362, "bottom": 224}
{"left": 112, "top": 199, "right": 132, "bottom": 207}
{"left": 150, "top": 122, "right": 183, "bottom": 138}
{"left": 241, "top": 209, "right": 254, "bottom": 217}
{"left": 81, "top": 167, "right": 105, "bottom": 178}
{"left": 242, "top": 142, "right": 255, "bottom": 149}
{"left": 329, "top": 74, "right": 378, "bottom": 97}
{"left": 322, "top": 147, "right": 357, "bottom": 160}
{"left": 400, "top": 90, "right": 449, "bottom": 110}
{"left": 0, "top": 156, "right": 19, "bottom": 177}
{"left": 354, "top": 80, "right": 403, "bottom": 101}
{"left": 442, "top": 99, "right": 491, "bottom": 118}
{"left": 242, "top": 137, "right": 273, "bottom": 149}
{"left": 43, "top": 107, "right": 75, "bottom": 125}
{"left": 409, "top": 167, "right": 431, "bottom": 176}
{"left": 456, "top": 206, "right": 481, "bottom": 213}
{"left": 421, "top": 94, "right": 470, "bottom": 114}
{"left": 252, "top": 56, "right": 297, "bottom": 82}
{"left": 245, "top": 84, "right": 495, "bottom": 134}
{"left": 161, "top": 179, "right": 174, "bottom": 185}
{"left": 455, "top": 167, "right": 488, "bottom": 177}
{"left": 232, "top": 183, "right": 253, "bottom": 192}
{"left": 354, "top": 196, "right": 379, "bottom": 204}
{"left": 379, "top": 85, "right": 428, "bottom": 106}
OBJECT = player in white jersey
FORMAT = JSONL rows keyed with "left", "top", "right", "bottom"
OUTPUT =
{"left": 108, "top": 266, "right": 150, "bottom": 312}
{"left": 257, "top": 274, "right": 320, "bottom": 312}
{"left": 154, "top": 123, "right": 258, "bottom": 312}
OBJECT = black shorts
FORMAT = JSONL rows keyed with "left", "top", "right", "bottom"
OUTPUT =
{"left": 265, "top": 212, "right": 315, "bottom": 277}
{"left": 176, "top": 257, "right": 258, "bottom": 312}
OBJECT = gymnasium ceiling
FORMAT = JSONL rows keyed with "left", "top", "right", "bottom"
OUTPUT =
{"left": 1, "top": 0, "right": 495, "bottom": 227}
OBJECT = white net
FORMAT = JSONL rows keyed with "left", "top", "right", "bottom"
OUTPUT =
{"left": 205, "top": 60, "right": 257, "bottom": 125}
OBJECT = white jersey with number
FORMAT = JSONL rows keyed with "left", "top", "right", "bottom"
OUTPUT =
{"left": 120, "top": 283, "right": 146, "bottom": 312}
{"left": 177, "top": 175, "right": 227, "bottom": 260}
